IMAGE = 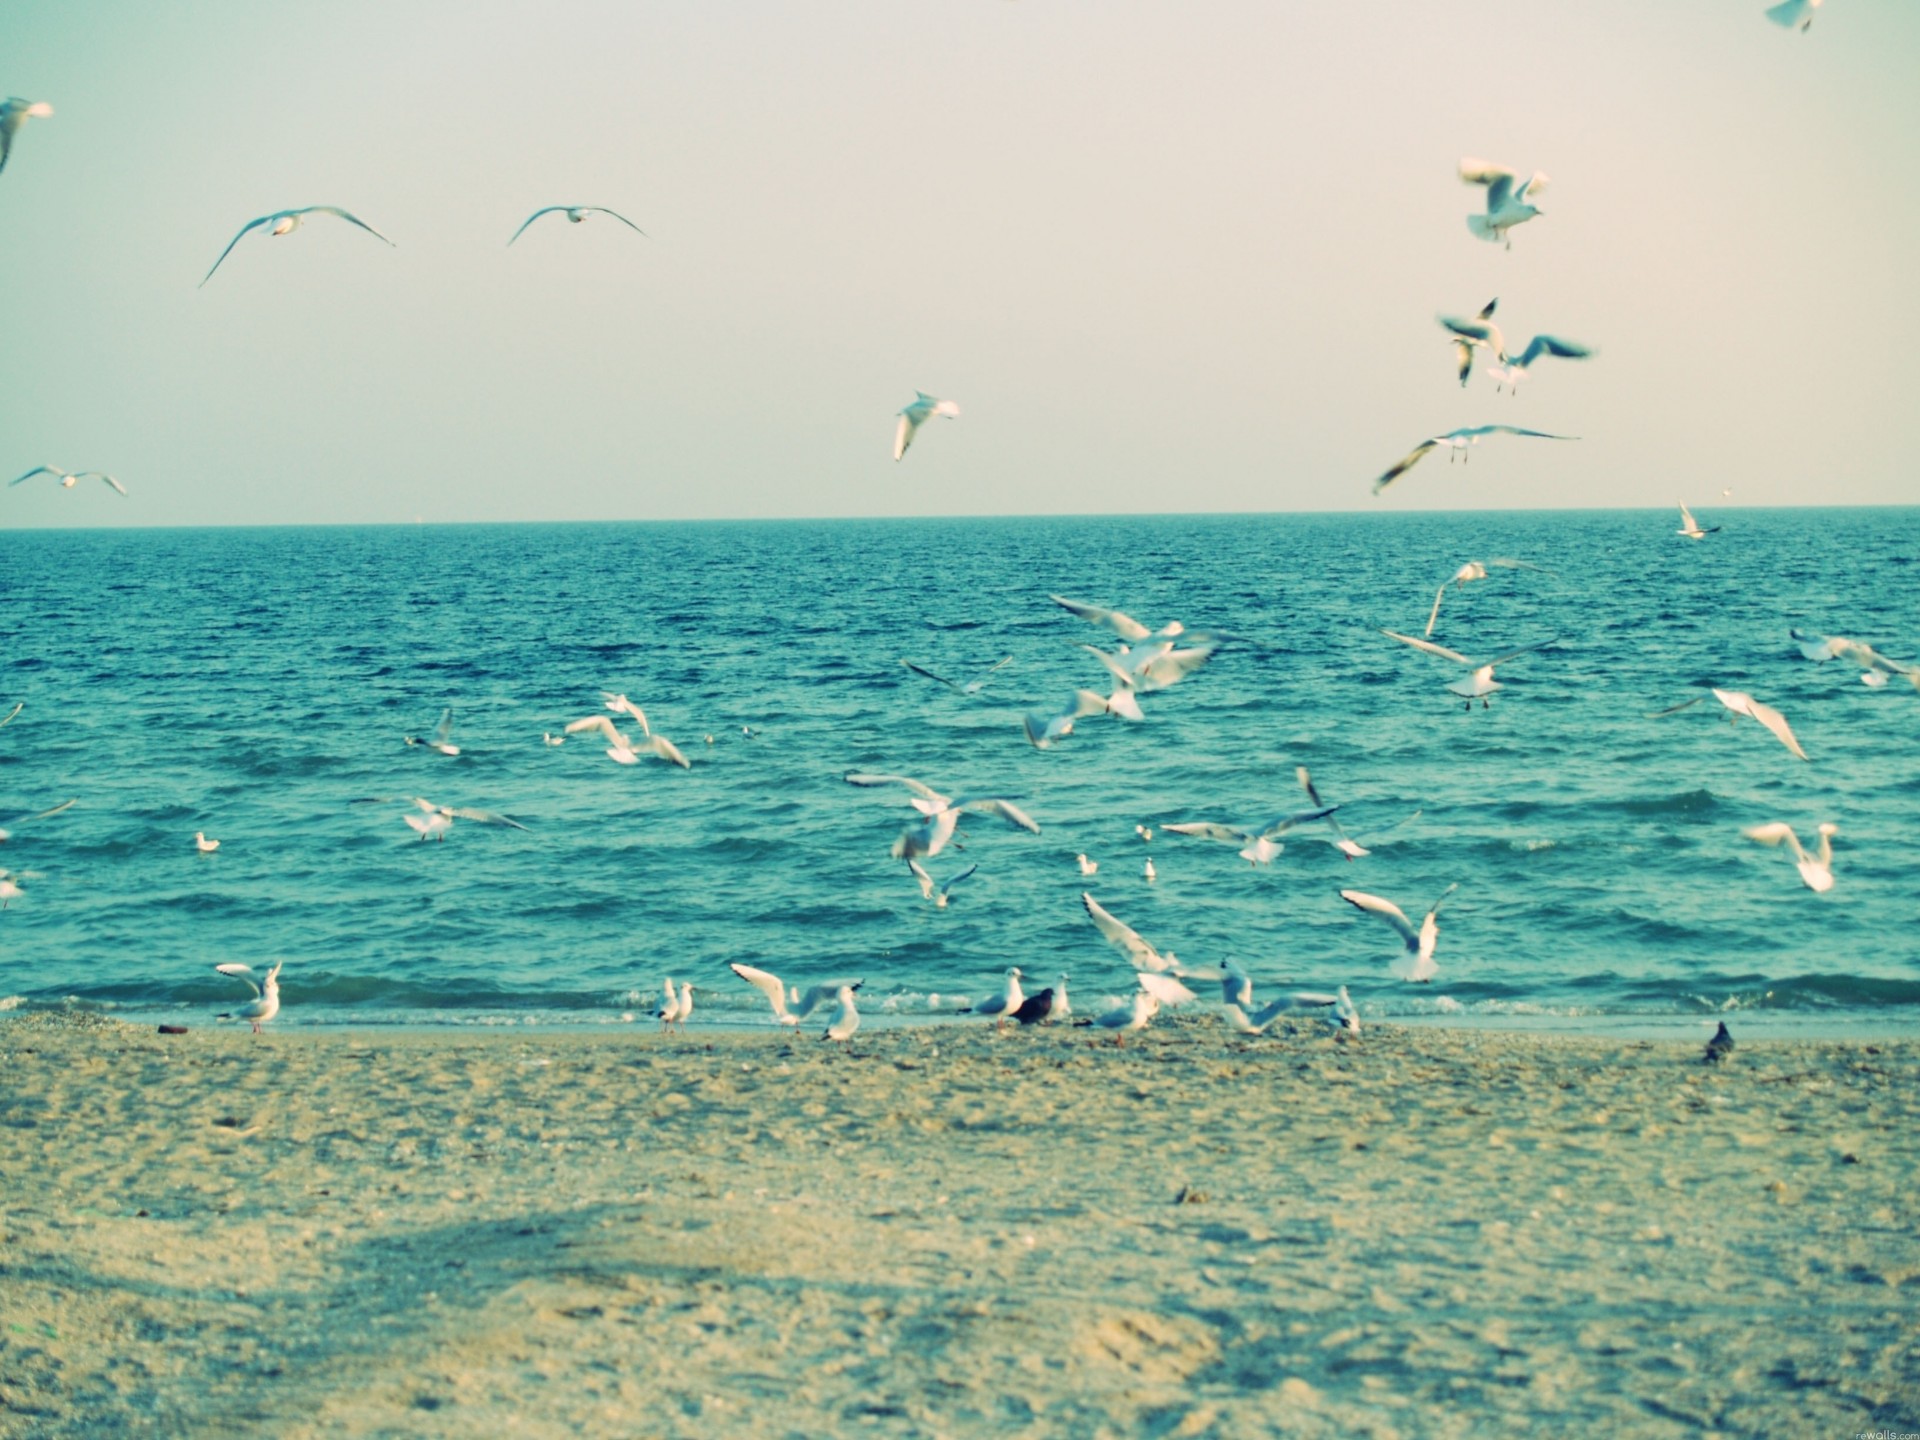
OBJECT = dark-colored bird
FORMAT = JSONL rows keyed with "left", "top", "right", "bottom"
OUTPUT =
{"left": 1703, "top": 1022, "right": 1735, "bottom": 1065}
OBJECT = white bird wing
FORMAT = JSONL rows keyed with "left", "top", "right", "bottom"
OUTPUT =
{"left": 1452, "top": 339, "right": 1475, "bottom": 387}
{"left": 794, "top": 980, "right": 859, "bottom": 1018}
{"left": 1744, "top": 696, "right": 1809, "bottom": 760}
{"left": 78, "top": 472, "right": 128, "bottom": 495}
{"left": 214, "top": 962, "right": 263, "bottom": 996}
{"left": 942, "top": 864, "right": 979, "bottom": 898}
{"left": 565, "top": 714, "right": 625, "bottom": 743}
{"left": 729, "top": 962, "right": 794, "bottom": 1019}
{"left": 1679, "top": 503, "right": 1698, "bottom": 530}
{"left": 1082, "top": 892, "right": 1169, "bottom": 970}
{"left": 1373, "top": 439, "right": 1439, "bottom": 495}
{"left": 1134, "top": 645, "right": 1214, "bottom": 689}
{"left": 10, "top": 465, "right": 62, "bottom": 486}
{"left": 601, "top": 693, "right": 651, "bottom": 735}
{"left": 1383, "top": 629, "right": 1473, "bottom": 666}
{"left": 893, "top": 412, "right": 917, "bottom": 461}
{"left": 1164, "top": 822, "right": 1253, "bottom": 845}
{"left": 1484, "top": 557, "right": 1557, "bottom": 575}
{"left": 444, "top": 806, "right": 530, "bottom": 831}
{"left": 582, "top": 207, "right": 647, "bottom": 236}
{"left": 646, "top": 734, "right": 691, "bottom": 768}
{"left": 1516, "top": 171, "right": 1549, "bottom": 204}
{"left": 956, "top": 797, "right": 1040, "bottom": 834}
{"left": 907, "top": 859, "right": 936, "bottom": 900}
{"left": 1079, "top": 645, "right": 1140, "bottom": 688}
{"left": 433, "top": 708, "right": 455, "bottom": 746}
{"left": 1458, "top": 158, "right": 1516, "bottom": 199}
{"left": 200, "top": 214, "right": 275, "bottom": 286}
{"left": 302, "top": 206, "right": 396, "bottom": 247}
{"left": 1425, "top": 581, "right": 1449, "bottom": 638}
{"left": 1255, "top": 805, "right": 1339, "bottom": 839}
{"left": 1340, "top": 890, "right": 1419, "bottom": 947}
{"left": 1482, "top": 637, "right": 1557, "bottom": 669}
{"left": 507, "top": 206, "right": 568, "bottom": 245}
{"left": 1050, "top": 595, "right": 1151, "bottom": 641}
{"left": 1136, "top": 971, "right": 1197, "bottom": 1007}
{"left": 1743, "top": 822, "right": 1808, "bottom": 863}
{"left": 1480, "top": 425, "right": 1577, "bottom": 441}
{"left": 1438, "top": 315, "right": 1500, "bottom": 346}
{"left": 844, "top": 772, "right": 951, "bottom": 808}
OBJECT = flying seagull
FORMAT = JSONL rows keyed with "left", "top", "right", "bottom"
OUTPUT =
{"left": 729, "top": 963, "right": 862, "bottom": 1026}
{"left": 908, "top": 859, "right": 977, "bottom": 908}
{"left": 1021, "top": 689, "right": 1111, "bottom": 749}
{"left": 200, "top": 206, "right": 395, "bottom": 287}
{"left": 1744, "top": 821, "right": 1838, "bottom": 892}
{"left": 894, "top": 392, "right": 960, "bottom": 460}
{"left": 1440, "top": 302, "right": 1592, "bottom": 391}
{"left": 1460, "top": 158, "right": 1548, "bottom": 248}
{"left": 1676, "top": 503, "right": 1720, "bottom": 540}
{"left": 507, "top": 206, "right": 648, "bottom": 246}
{"left": 404, "top": 707, "right": 460, "bottom": 756}
{"left": 1340, "top": 885, "right": 1458, "bottom": 982}
{"left": 1049, "top": 595, "right": 1185, "bottom": 643}
{"left": 0, "top": 98, "right": 52, "bottom": 176}
{"left": 10, "top": 465, "right": 126, "bottom": 496}
{"left": 1373, "top": 426, "right": 1576, "bottom": 495}
{"left": 1382, "top": 629, "right": 1555, "bottom": 708}
{"left": 1425, "top": 558, "right": 1556, "bottom": 637}
{"left": 0, "top": 798, "right": 75, "bottom": 844}
{"left": 1649, "top": 687, "right": 1808, "bottom": 761}
{"left": 1162, "top": 804, "right": 1338, "bottom": 866}
{"left": 1790, "top": 629, "right": 1920, "bottom": 690}
{"left": 900, "top": 655, "right": 1012, "bottom": 695}
{"left": 403, "top": 796, "right": 530, "bottom": 841}
{"left": 844, "top": 772, "right": 1039, "bottom": 859}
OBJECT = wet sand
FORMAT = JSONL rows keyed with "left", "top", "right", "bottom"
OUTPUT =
{"left": 2, "top": 1011, "right": 1916, "bottom": 1438}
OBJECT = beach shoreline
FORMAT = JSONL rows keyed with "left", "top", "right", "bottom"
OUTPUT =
{"left": 2, "top": 1012, "right": 1916, "bottom": 1437}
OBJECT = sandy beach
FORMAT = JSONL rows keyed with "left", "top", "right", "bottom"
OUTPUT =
{"left": 2, "top": 1011, "right": 1916, "bottom": 1438}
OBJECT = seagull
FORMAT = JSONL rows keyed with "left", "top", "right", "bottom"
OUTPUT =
{"left": 1022, "top": 689, "right": 1112, "bottom": 749}
{"left": 563, "top": 714, "right": 689, "bottom": 768}
{"left": 1135, "top": 971, "right": 1197, "bottom": 1008}
{"left": 194, "top": 831, "right": 220, "bottom": 853}
{"left": 1094, "top": 989, "right": 1159, "bottom": 1043}
{"left": 1225, "top": 992, "right": 1340, "bottom": 1035}
{"left": 0, "top": 702, "right": 20, "bottom": 728}
{"left": 908, "top": 859, "right": 977, "bottom": 908}
{"left": 1080, "top": 892, "right": 1220, "bottom": 980}
{"left": 1703, "top": 1021, "right": 1735, "bottom": 1064}
{"left": 1440, "top": 303, "right": 1592, "bottom": 392}
{"left": 1382, "top": 629, "right": 1556, "bottom": 708}
{"left": 1676, "top": 503, "right": 1720, "bottom": 540}
{"left": 1765, "top": 0, "right": 1821, "bottom": 31}
{"left": 508, "top": 206, "right": 648, "bottom": 246}
{"left": 729, "top": 963, "right": 863, "bottom": 1026}
{"left": 1295, "top": 768, "right": 1381, "bottom": 860}
{"left": 1049, "top": 595, "right": 1185, "bottom": 643}
{"left": 542, "top": 732, "right": 566, "bottom": 746}
{"left": 1650, "top": 688, "right": 1808, "bottom": 761}
{"left": 1424, "top": 558, "right": 1556, "bottom": 637}
{"left": 1790, "top": 630, "right": 1919, "bottom": 690}
{"left": 404, "top": 708, "right": 460, "bottom": 756}
{"left": 0, "top": 798, "right": 75, "bottom": 843}
{"left": 1077, "top": 854, "right": 1098, "bottom": 876}
{"left": 0, "top": 98, "right": 52, "bottom": 175}
{"left": 1079, "top": 639, "right": 1217, "bottom": 703}
{"left": 894, "top": 392, "right": 960, "bottom": 460}
{"left": 1340, "top": 884, "right": 1458, "bottom": 982}
{"left": 1143, "top": 857, "right": 1156, "bottom": 882}
{"left": 1460, "top": 158, "right": 1548, "bottom": 248}
{"left": 822, "top": 985, "right": 861, "bottom": 1043}
{"left": 1744, "top": 821, "right": 1838, "bottom": 893}
{"left": 843, "top": 773, "right": 1039, "bottom": 859}
{"left": 601, "top": 693, "right": 652, "bottom": 734}
{"left": 1162, "top": 805, "right": 1338, "bottom": 866}
{"left": 971, "top": 967, "right": 1025, "bottom": 1027}
{"left": 200, "top": 206, "right": 395, "bottom": 286}
{"left": 403, "top": 796, "right": 530, "bottom": 841}
{"left": 1328, "top": 985, "right": 1362, "bottom": 1040}
{"left": 1136, "top": 825, "right": 1153, "bottom": 843}
{"left": 900, "top": 655, "right": 1013, "bottom": 695}
{"left": 10, "top": 465, "right": 127, "bottom": 496}
{"left": 0, "top": 868, "right": 43, "bottom": 908}
{"left": 1014, "top": 974, "right": 1071, "bottom": 1025}
{"left": 215, "top": 961, "right": 283, "bottom": 1033}
{"left": 1373, "top": 426, "right": 1576, "bottom": 494}
{"left": 655, "top": 979, "right": 693, "bottom": 1031}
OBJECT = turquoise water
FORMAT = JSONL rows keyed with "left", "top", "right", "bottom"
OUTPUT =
{"left": 2, "top": 510, "right": 1916, "bottom": 1031}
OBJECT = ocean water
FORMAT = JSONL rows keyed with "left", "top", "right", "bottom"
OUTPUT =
{"left": 2, "top": 509, "right": 1916, "bottom": 1034}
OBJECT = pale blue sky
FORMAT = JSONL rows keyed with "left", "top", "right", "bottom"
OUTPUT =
{"left": 4, "top": 1, "right": 1917, "bottom": 526}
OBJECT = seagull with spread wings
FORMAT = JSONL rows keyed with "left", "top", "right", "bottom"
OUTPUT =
{"left": 1649, "top": 688, "right": 1809, "bottom": 760}
{"left": 507, "top": 206, "right": 648, "bottom": 246}
{"left": 200, "top": 206, "right": 396, "bottom": 286}
{"left": 1373, "top": 426, "right": 1576, "bottom": 495}
{"left": 1382, "top": 629, "right": 1556, "bottom": 708}
{"left": 1459, "top": 158, "right": 1549, "bottom": 248}
{"left": 11, "top": 465, "right": 126, "bottom": 496}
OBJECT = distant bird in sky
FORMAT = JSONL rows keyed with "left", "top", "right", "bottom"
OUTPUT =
{"left": 1382, "top": 629, "right": 1556, "bottom": 707}
{"left": 1340, "top": 885, "right": 1457, "bottom": 982}
{"left": 404, "top": 707, "right": 460, "bottom": 756}
{"left": 1460, "top": 158, "right": 1548, "bottom": 248}
{"left": 894, "top": 392, "right": 960, "bottom": 460}
{"left": 0, "top": 98, "right": 52, "bottom": 176}
{"left": 1424, "top": 558, "right": 1556, "bottom": 637}
{"left": 1764, "top": 0, "right": 1821, "bottom": 31}
{"left": 1676, "top": 503, "right": 1720, "bottom": 540}
{"left": 1650, "top": 687, "right": 1809, "bottom": 761}
{"left": 215, "top": 961, "right": 283, "bottom": 1033}
{"left": 1744, "top": 821, "right": 1838, "bottom": 892}
{"left": 11, "top": 465, "right": 126, "bottom": 496}
{"left": 1372, "top": 426, "right": 1576, "bottom": 495}
{"left": 200, "top": 206, "right": 395, "bottom": 287}
{"left": 900, "top": 655, "right": 1012, "bottom": 695}
{"left": 507, "top": 206, "right": 648, "bottom": 246}
{"left": 1439, "top": 302, "right": 1592, "bottom": 392}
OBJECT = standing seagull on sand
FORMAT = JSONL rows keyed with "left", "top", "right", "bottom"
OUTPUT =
{"left": 1460, "top": 158, "right": 1549, "bottom": 248}
{"left": 507, "top": 206, "right": 648, "bottom": 245}
{"left": 11, "top": 465, "right": 127, "bottom": 496}
{"left": 894, "top": 392, "right": 960, "bottom": 460}
{"left": 1676, "top": 504, "right": 1720, "bottom": 540}
{"left": 1744, "top": 821, "right": 1838, "bottom": 893}
{"left": 1372, "top": 426, "right": 1576, "bottom": 495}
{"left": 1340, "top": 885, "right": 1458, "bottom": 982}
{"left": 1765, "top": 0, "right": 1821, "bottom": 31}
{"left": 0, "top": 98, "right": 52, "bottom": 175}
{"left": 200, "top": 206, "right": 395, "bottom": 286}
{"left": 970, "top": 967, "right": 1025, "bottom": 1028}
{"left": 215, "top": 961, "right": 283, "bottom": 1033}
{"left": 822, "top": 985, "right": 861, "bottom": 1044}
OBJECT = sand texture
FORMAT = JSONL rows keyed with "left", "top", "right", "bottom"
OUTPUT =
{"left": 1, "top": 1012, "right": 1917, "bottom": 1438}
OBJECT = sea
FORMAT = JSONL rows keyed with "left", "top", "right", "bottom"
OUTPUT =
{"left": 2, "top": 509, "right": 1916, "bottom": 1036}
